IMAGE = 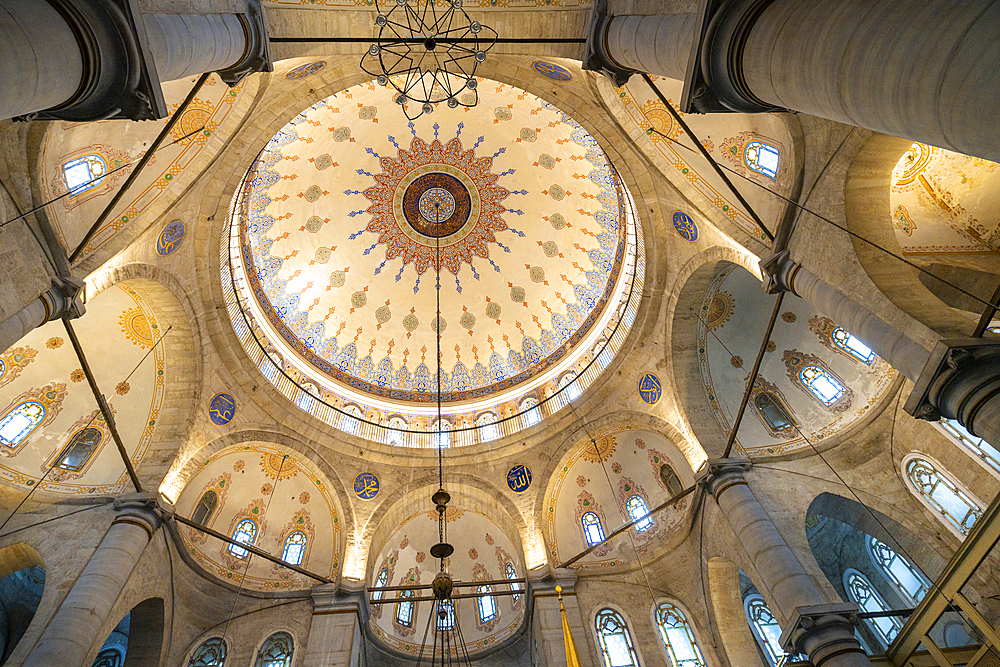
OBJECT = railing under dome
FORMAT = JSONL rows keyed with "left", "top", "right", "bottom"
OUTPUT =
{"left": 221, "top": 148, "right": 644, "bottom": 448}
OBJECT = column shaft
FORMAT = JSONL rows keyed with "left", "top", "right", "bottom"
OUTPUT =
{"left": 305, "top": 582, "right": 365, "bottom": 667}
{"left": 603, "top": 14, "right": 696, "bottom": 82}
{"left": 143, "top": 13, "right": 248, "bottom": 83}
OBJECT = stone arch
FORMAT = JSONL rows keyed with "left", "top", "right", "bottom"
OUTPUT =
{"left": 844, "top": 133, "right": 989, "bottom": 339}
{"left": 84, "top": 596, "right": 165, "bottom": 667}
{"left": 647, "top": 595, "right": 715, "bottom": 667}
{"left": 587, "top": 602, "right": 647, "bottom": 667}
{"left": 0, "top": 543, "right": 45, "bottom": 664}
{"left": 707, "top": 557, "right": 765, "bottom": 667}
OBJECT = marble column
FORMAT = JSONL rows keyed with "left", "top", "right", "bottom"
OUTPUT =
{"left": 22, "top": 493, "right": 161, "bottom": 667}
{"left": 303, "top": 580, "right": 366, "bottom": 667}
{"left": 700, "top": 460, "right": 869, "bottom": 667}
{"left": 587, "top": 0, "right": 1000, "bottom": 162}
{"left": 529, "top": 568, "right": 596, "bottom": 667}
{"left": 0, "top": 0, "right": 270, "bottom": 122}
{"left": 0, "top": 277, "right": 85, "bottom": 356}
{"left": 761, "top": 250, "right": 1000, "bottom": 448}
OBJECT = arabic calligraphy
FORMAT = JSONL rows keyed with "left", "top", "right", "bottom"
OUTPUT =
{"left": 208, "top": 392, "right": 237, "bottom": 425}
{"left": 638, "top": 373, "right": 661, "bottom": 405}
{"left": 354, "top": 472, "right": 380, "bottom": 500}
{"left": 507, "top": 464, "right": 532, "bottom": 493}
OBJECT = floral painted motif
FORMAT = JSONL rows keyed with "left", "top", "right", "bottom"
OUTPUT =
{"left": 0, "top": 346, "right": 37, "bottom": 388}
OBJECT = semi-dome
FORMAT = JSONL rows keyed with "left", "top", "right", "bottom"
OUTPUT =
{"left": 225, "top": 78, "right": 642, "bottom": 446}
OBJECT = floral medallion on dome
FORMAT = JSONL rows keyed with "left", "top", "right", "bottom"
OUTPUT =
{"left": 362, "top": 135, "right": 509, "bottom": 280}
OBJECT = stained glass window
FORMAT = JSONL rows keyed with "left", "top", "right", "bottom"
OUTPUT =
{"left": 659, "top": 464, "right": 683, "bottom": 497}
{"left": 521, "top": 397, "right": 541, "bottom": 427}
{"left": 506, "top": 561, "right": 521, "bottom": 603}
{"left": 192, "top": 490, "right": 218, "bottom": 526}
{"left": 256, "top": 631, "right": 293, "bottom": 667}
{"left": 938, "top": 418, "right": 1000, "bottom": 475}
{"left": 281, "top": 531, "right": 307, "bottom": 565}
{"left": 55, "top": 426, "right": 102, "bottom": 471}
{"left": 478, "top": 585, "right": 497, "bottom": 622}
{"left": 744, "top": 594, "right": 785, "bottom": 667}
{"left": 582, "top": 511, "right": 605, "bottom": 546}
{"left": 655, "top": 603, "right": 706, "bottom": 667}
{"left": 92, "top": 648, "right": 124, "bottom": 667}
{"left": 63, "top": 154, "right": 107, "bottom": 194}
{"left": 0, "top": 400, "right": 45, "bottom": 447}
{"left": 905, "top": 456, "right": 983, "bottom": 536}
{"left": 438, "top": 600, "right": 456, "bottom": 630}
{"left": 189, "top": 637, "right": 227, "bottom": 667}
{"left": 229, "top": 519, "right": 257, "bottom": 558}
{"left": 754, "top": 392, "right": 795, "bottom": 431}
{"left": 845, "top": 569, "right": 901, "bottom": 647}
{"left": 832, "top": 328, "right": 876, "bottom": 364}
{"left": 867, "top": 537, "right": 930, "bottom": 605}
{"left": 595, "top": 608, "right": 640, "bottom": 667}
{"left": 800, "top": 366, "right": 846, "bottom": 405}
{"left": 372, "top": 567, "right": 389, "bottom": 601}
{"left": 626, "top": 495, "right": 652, "bottom": 532}
{"left": 476, "top": 412, "right": 499, "bottom": 442}
{"left": 396, "top": 589, "right": 415, "bottom": 626}
{"left": 744, "top": 141, "right": 779, "bottom": 179}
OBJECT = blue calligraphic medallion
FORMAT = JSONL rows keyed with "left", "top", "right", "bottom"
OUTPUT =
{"left": 286, "top": 61, "right": 326, "bottom": 80}
{"left": 507, "top": 464, "right": 532, "bottom": 493}
{"left": 638, "top": 373, "right": 662, "bottom": 405}
{"left": 208, "top": 393, "right": 237, "bottom": 425}
{"left": 156, "top": 220, "right": 185, "bottom": 256}
{"left": 672, "top": 211, "right": 698, "bottom": 242}
{"left": 533, "top": 61, "right": 573, "bottom": 82}
{"left": 354, "top": 472, "right": 380, "bottom": 500}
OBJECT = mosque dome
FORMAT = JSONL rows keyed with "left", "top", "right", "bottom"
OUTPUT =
{"left": 225, "top": 78, "right": 641, "bottom": 446}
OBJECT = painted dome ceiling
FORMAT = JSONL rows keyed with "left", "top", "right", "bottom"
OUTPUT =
{"left": 228, "top": 78, "right": 639, "bottom": 434}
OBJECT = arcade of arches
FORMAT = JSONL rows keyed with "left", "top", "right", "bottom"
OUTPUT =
{"left": 0, "top": 1, "right": 998, "bottom": 666}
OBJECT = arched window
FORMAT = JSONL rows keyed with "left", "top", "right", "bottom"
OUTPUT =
{"left": 581, "top": 511, "right": 605, "bottom": 546}
{"left": 396, "top": 589, "right": 415, "bottom": 627}
{"left": 372, "top": 567, "right": 389, "bottom": 601}
{"left": 432, "top": 419, "right": 452, "bottom": 448}
{"left": 744, "top": 141, "right": 780, "bottom": 179}
{"left": 476, "top": 412, "right": 500, "bottom": 442}
{"left": 559, "top": 373, "right": 581, "bottom": 401}
{"left": 937, "top": 418, "right": 1000, "bottom": 475}
{"left": 341, "top": 405, "right": 362, "bottom": 435}
{"left": 654, "top": 602, "right": 706, "bottom": 667}
{"left": 192, "top": 491, "right": 219, "bottom": 526}
{"left": 229, "top": 519, "right": 257, "bottom": 558}
{"left": 626, "top": 495, "right": 652, "bottom": 532}
{"left": 63, "top": 154, "right": 107, "bottom": 194}
{"left": 520, "top": 397, "right": 541, "bottom": 427}
{"left": 256, "top": 631, "right": 293, "bottom": 667}
{"left": 92, "top": 648, "right": 124, "bottom": 667}
{"left": 437, "top": 600, "right": 456, "bottom": 630}
{"left": 55, "top": 426, "right": 103, "bottom": 471}
{"left": 189, "top": 637, "right": 227, "bottom": 667}
{"left": 754, "top": 392, "right": 795, "bottom": 432}
{"left": 659, "top": 464, "right": 683, "bottom": 497}
{"left": 0, "top": 401, "right": 45, "bottom": 447}
{"left": 281, "top": 531, "right": 308, "bottom": 565}
{"left": 905, "top": 456, "right": 983, "bottom": 536}
{"left": 477, "top": 585, "right": 497, "bottom": 623}
{"left": 297, "top": 383, "right": 318, "bottom": 414}
{"left": 386, "top": 416, "right": 408, "bottom": 447}
{"left": 595, "top": 608, "right": 640, "bottom": 667}
{"left": 867, "top": 537, "right": 930, "bottom": 605}
{"left": 744, "top": 594, "right": 785, "bottom": 667}
{"left": 800, "top": 366, "right": 846, "bottom": 405}
{"left": 832, "top": 328, "right": 876, "bottom": 364}
{"left": 505, "top": 561, "right": 521, "bottom": 603}
{"left": 844, "top": 569, "right": 901, "bottom": 648}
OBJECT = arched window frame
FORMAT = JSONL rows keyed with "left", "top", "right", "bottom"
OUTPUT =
{"left": 559, "top": 372, "right": 581, "bottom": 402}
{"left": 372, "top": 566, "right": 389, "bottom": 601}
{"left": 594, "top": 607, "right": 641, "bottom": 667}
{"left": 476, "top": 412, "right": 500, "bottom": 442}
{"left": 188, "top": 636, "right": 227, "bottom": 667}
{"left": 844, "top": 568, "right": 901, "bottom": 648}
{"left": 396, "top": 589, "right": 415, "bottom": 627}
{"left": 505, "top": 561, "right": 521, "bottom": 603}
{"left": 192, "top": 490, "right": 219, "bottom": 526}
{"left": 63, "top": 153, "right": 108, "bottom": 194}
{"left": 477, "top": 584, "right": 498, "bottom": 623}
{"left": 743, "top": 141, "right": 780, "bottom": 179}
{"left": 281, "top": 530, "right": 308, "bottom": 565}
{"left": 659, "top": 464, "right": 684, "bottom": 497}
{"left": 341, "top": 404, "right": 363, "bottom": 435}
{"left": 581, "top": 511, "right": 605, "bottom": 546}
{"left": 520, "top": 396, "right": 541, "bottom": 427}
{"left": 0, "top": 400, "right": 45, "bottom": 448}
{"left": 255, "top": 631, "right": 294, "bottom": 667}
{"left": 626, "top": 495, "right": 652, "bottom": 533}
{"left": 831, "top": 328, "right": 876, "bottom": 365}
{"left": 653, "top": 601, "right": 707, "bottom": 667}
{"left": 386, "top": 416, "right": 408, "bottom": 447}
{"left": 902, "top": 453, "right": 984, "bottom": 538}
{"left": 297, "top": 383, "right": 318, "bottom": 414}
{"left": 437, "top": 599, "right": 456, "bottom": 630}
{"left": 800, "top": 365, "right": 846, "bottom": 406}
{"left": 744, "top": 593, "right": 785, "bottom": 667}
{"left": 934, "top": 418, "right": 1000, "bottom": 479}
{"left": 753, "top": 391, "right": 796, "bottom": 432}
{"left": 228, "top": 518, "right": 257, "bottom": 558}
{"left": 53, "top": 425, "right": 103, "bottom": 472}
{"left": 866, "top": 537, "right": 930, "bottom": 606}
{"left": 432, "top": 418, "right": 452, "bottom": 449}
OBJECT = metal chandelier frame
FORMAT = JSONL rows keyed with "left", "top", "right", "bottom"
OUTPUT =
{"left": 360, "top": 0, "right": 497, "bottom": 120}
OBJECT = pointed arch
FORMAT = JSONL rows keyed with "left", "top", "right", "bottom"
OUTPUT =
{"left": 595, "top": 607, "right": 640, "bottom": 667}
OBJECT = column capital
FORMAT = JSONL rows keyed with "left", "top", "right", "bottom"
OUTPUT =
{"left": 779, "top": 603, "right": 867, "bottom": 667}
{"left": 112, "top": 492, "right": 161, "bottom": 539}
{"left": 697, "top": 458, "right": 752, "bottom": 500}
{"left": 582, "top": 0, "right": 636, "bottom": 87}
{"left": 216, "top": 0, "right": 273, "bottom": 86}
{"left": 313, "top": 580, "right": 367, "bottom": 620}
{"left": 759, "top": 250, "right": 802, "bottom": 295}
{"left": 42, "top": 277, "right": 86, "bottom": 322}
{"left": 528, "top": 566, "right": 578, "bottom": 597}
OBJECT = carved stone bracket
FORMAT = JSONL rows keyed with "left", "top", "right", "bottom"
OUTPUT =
{"left": 581, "top": 0, "right": 636, "bottom": 87}
{"left": 779, "top": 603, "right": 866, "bottom": 667}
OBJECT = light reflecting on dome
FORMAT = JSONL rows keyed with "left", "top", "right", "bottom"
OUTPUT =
{"left": 223, "top": 78, "right": 641, "bottom": 446}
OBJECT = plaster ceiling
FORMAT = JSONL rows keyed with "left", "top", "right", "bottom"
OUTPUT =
{"left": 230, "top": 78, "right": 637, "bottom": 423}
{"left": 698, "top": 265, "right": 897, "bottom": 457}
{"left": 890, "top": 143, "right": 1000, "bottom": 256}
{"left": 0, "top": 283, "right": 163, "bottom": 494}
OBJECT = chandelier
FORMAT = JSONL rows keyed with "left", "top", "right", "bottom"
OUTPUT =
{"left": 360, "top": 0, "right": 497, "bottom": 120}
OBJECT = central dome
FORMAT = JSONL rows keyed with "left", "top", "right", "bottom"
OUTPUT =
{"left": 227, "top": 78, "right": 641, "bottom": 443}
